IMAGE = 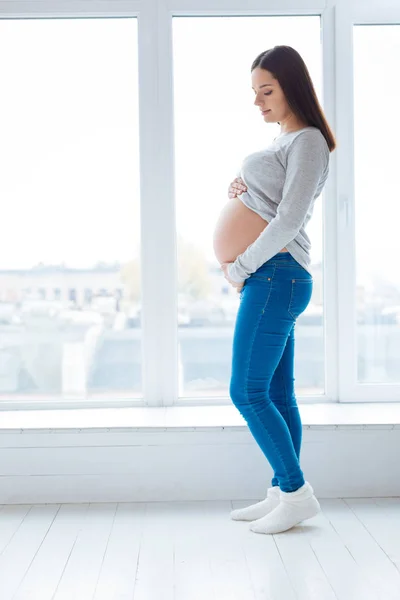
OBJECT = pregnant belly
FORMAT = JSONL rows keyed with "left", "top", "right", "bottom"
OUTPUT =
{"left": 213, "top": 197, "right": 287, "bottom": 264}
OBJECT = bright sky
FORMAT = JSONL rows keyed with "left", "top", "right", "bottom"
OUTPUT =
{"left": 0, "top": 18, "right": 140, "bottom": 269}
{"left": 0, "top": 16, "right": 399, "bottom": 290}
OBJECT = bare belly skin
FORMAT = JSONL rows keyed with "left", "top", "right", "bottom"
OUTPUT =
{"left": 213, "top": 197, "right": 288, "bottom": 265}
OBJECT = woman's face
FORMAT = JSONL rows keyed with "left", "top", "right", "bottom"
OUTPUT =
{"left": 251, "top": 67, "right": 291, "bottom": 123}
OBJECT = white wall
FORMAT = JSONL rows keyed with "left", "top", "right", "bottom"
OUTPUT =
{"left": 0, "top": 428, "right": 398, "bottom": 503}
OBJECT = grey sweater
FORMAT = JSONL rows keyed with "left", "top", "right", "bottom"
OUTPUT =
{"left": 228, "top": 126, "right": 330, "bottom": 283}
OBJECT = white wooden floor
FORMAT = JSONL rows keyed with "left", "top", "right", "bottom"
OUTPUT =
{"left": 0, "top": 498, "right": 399, "bottom": 600}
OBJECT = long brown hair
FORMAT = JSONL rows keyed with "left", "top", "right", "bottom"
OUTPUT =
{"left": 252, "top": 45, "right": 336, "bottom": 152}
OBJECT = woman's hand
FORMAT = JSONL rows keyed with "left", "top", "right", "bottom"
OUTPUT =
{"left": 228, "top": 177, "right": 247, "bottom": 199}
{"left": 221, "top": 262, "right": 244, "bottom": 293}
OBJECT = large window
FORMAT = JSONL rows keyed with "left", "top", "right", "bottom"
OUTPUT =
{"left": 2, "top": 1, "right": 400, "bottom": 408}
{"left": 0, "top": 18, "right": 142, "bottom": 401}
{"left": 354, "top": 24, "right": 400, "bottom": 384}
{"left": 173, "top": 16, "right": 325, "bottom": 399}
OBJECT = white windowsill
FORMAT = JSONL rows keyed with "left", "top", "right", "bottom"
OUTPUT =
{"left": 0, "top": 402, "right": 399, "bottom": 433}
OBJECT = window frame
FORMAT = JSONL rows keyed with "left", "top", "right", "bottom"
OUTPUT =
{"left": 0, "top": 0, "right": 399, "bottom": 410}
{"left": 335, "top": 0, "right": 400, "bottom": 402}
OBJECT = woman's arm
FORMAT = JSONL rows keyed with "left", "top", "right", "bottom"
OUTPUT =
{"left": 228, "top": 131, "right": 329, "bottom": 283}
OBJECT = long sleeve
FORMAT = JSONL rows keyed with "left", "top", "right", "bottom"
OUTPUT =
{"left": 228, "top": 131, "right": 329, "bottom": 283}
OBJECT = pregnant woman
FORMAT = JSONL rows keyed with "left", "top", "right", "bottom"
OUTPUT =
{"left": 213, "top": 45, "right": 336, "bottom": 535}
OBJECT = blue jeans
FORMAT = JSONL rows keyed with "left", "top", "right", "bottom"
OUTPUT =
{"left": 229, "top": 251, "right": 313, "bottom": 493}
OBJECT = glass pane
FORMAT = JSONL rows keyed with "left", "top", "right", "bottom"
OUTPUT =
{"left": 0, "top": 18, "right": 142, "bottom": 402}
{"left": 354, "top": 25, "right": 400, "bottom": 383}
{"left": 173, "top": 16, "right": 324, "bottom": 398}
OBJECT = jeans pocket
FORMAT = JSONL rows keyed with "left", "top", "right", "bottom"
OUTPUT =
{"left": 288, "top": 278, "right": 313, "bottom": 319}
